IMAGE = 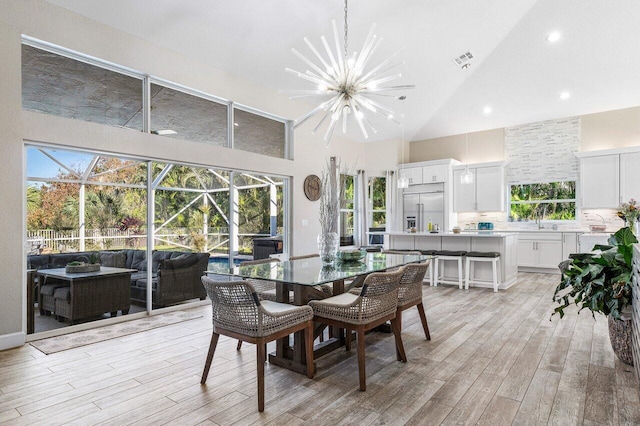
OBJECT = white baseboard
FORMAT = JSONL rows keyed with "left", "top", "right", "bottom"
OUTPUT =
{"left": 0, "top": 332, "right": 25, "bottom": 351}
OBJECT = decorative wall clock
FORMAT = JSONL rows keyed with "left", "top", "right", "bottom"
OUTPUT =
{"left": 303, "top": 174, "right": 322, "bottom": 201}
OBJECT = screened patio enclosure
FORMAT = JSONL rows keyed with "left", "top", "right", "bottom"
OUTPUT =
{"left": 26, "top": 145, "right": 288, "bottom": 333}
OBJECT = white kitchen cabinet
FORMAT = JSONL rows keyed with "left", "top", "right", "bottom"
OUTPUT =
{"left": 517, "top": 232, "right": 563, "bottom": 270}
{"left": 580, "top": 155, "right": 619, "bottom": 208}
{"left": 400, "top": 167, "right": 422, "bottom": 186}
{"left": 453, "top": 164, "right": 504, "bottom": 212}
{"left": 562, "top": 232, "right": 579, "bottom": 260}
{"left": 620, "top": 152, "right": 640, "bottom": 202}
{"left": 422, "top": 164, "right": 449, "bottom": 183}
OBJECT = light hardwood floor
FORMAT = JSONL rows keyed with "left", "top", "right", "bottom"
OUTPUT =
{"left": 1, "top": 273, "right": 639, "bottom": 425}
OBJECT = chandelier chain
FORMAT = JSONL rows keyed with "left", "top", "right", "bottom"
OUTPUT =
{"left": 344, "top": 0, "right": 348, "bottom": 60}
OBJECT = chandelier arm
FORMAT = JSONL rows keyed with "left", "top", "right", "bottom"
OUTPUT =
{"left": 332, "top": 20, "right": 345, "bottom": 72}
{"left": 312, "top": 110, "right": 331, "bottom": 134}
{"left": 351, "top": 98, "right": 378, "bottom": 133}
{"left": 324, "top": 113, "right": 340, "bottom": 145}
{"left": 294, "top": 97, "right": 339, "bottom": 128}
{"left": 304, "top": 37, "right": 334, "bottom": 74}
{"left": 292, "top": 48, "right": 335, "bottom": 82}
{"left": 285, "top": 68, "right": 330, "bottom": 86}
{"left": 353, "top": 25, "right": 379, "bottom": 71}
{"left": 358, "top": 36, "right": 384, "bottom": 72}
{"left": 342, "top": 107, "right": 349, "bottom": 134}
{"left": 356, "top": 48, "right": 405, "bottom": 83}
{"left": 280, "top": 89, "right": 335, "bottom": 95}
{"left": 366, "top": 73, "right": 402, "bottom": 88}
{"left": 355, "top": 62, "right": 404, "bottom": 89}
{"left": 352, "top": 105, "right": 369, "bottom": 139}
{"left": 321, "top": 36, "right": 341, "bottom": 79}
{"left": 360, "top": 84, "right": 416, "bottom": 93}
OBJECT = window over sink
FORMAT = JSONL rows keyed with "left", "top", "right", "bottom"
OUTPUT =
{"left": 509, "top": 181, "right": 576, "bottom": 221}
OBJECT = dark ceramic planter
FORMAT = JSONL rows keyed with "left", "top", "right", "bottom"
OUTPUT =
{"left": 608, "top": 315, "right": 634, "bottom": 366}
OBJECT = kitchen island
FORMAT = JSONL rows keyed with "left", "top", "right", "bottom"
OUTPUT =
{"left": 370, "top": 231, "right": 519, "bottom": 290}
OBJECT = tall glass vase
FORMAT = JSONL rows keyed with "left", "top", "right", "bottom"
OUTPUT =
{"left": 317, "top": 232, "right": 339, "bottom": 264}
{"left": 627, "top": 220, "right": 639, "bottom": 235}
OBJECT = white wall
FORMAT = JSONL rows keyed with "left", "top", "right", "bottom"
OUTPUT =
{"left": 0, "top": 0, "right": 400, "bottom": 349}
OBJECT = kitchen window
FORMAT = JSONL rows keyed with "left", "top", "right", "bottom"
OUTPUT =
{"left": 368, "top": 176, "right": 386, "bottom": 227}
{"left": 509, "top": 181, "right": 576, "bottom": 221}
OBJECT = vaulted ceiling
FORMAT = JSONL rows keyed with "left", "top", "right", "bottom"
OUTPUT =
{"left": 45, "top": 0, "right": 640, "bottom": 143}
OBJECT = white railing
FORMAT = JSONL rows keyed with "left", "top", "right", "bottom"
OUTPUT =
{"left": 26, "top": 227, "right": 281, "bottom": 254}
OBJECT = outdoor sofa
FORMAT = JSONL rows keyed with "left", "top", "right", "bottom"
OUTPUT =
{"left": 28, "top": 249, "right": 210, "bottom": 322}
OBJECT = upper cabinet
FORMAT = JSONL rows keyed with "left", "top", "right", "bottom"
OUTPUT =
{"left": 399, "top": 159, "right": 460, "bottom": 186}
{"left": 578, "top": 149, "right": 640, "bottom": 209}
{"left": 453, "top": 163, "right": 505, "bottom": 212}
{"left": 402, "top": 167, "right": 423, "bottom": 185}
{"left": 580, "top": 155, "right": 619, "bottom": 208}
{"left": 620, "top": 152, "right": 640, "bottom": 202}
{"left": 422, "top": 164, "right": 449, "bottom": 183}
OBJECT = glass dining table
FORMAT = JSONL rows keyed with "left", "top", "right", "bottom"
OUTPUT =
{"left": 208, "top": 252, "right": 429, "bottom": 375}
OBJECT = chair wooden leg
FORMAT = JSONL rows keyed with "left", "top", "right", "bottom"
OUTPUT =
{"left": 236, "top": 340, "right": 243, "bottom": 351}
{"left": 395, "top": 309, "right": 403, "bottom": 361}
{"left": 416, "top": 302, "right": 431, "bottom": 340}
{"left": 356, "top": 327, "right": 366, "bottom": 391}
{"left": 305, "top": 321, "right": 315, "bottom": 378}
{"left": 257, "top": 338, "right": 266, "bottom": 412}
{"left": 391, "top": 318, "right": 407, "bottom": 363}
{"left": 201, "top": 332, "right": 220, "bottom": 384}
{"left": 345, "top": 328, "right": 352, "bottom": 351}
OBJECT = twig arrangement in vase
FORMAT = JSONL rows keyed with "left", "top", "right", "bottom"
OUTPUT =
{"left": 318, "top": 157, "right": 340, "bottom": 263}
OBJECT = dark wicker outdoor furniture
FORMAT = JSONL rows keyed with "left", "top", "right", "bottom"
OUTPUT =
{"left": 37, "top": 267, "right": 135, "bottom": 324}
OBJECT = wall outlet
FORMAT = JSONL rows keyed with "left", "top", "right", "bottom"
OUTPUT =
{"left": 301, "top": 219, "right": 308, "bottom": 227}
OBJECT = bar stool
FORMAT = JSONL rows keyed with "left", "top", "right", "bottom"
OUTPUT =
{"left": 465, "top": 251, "right": 501, "bottom": 292}
{"left": 417, "top": 250, "right": 437, "bottom": 286}
{"left": 433, "top": 250, "right": 467, "bottom": 289}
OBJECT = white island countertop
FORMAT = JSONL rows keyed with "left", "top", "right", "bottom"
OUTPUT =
{"left": 371, "top": 231, "right": 519, "bottom": 238}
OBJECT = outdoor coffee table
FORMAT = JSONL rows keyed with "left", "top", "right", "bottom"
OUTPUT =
{"left": 37, "top": 267, "right": 136, "bottom": 324}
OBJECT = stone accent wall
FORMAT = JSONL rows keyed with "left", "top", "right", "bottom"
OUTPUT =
{"left": 504, "top": 116, "right": 581, "bottom": 184}
{"left": 632, "top": 244, "right": 640, "bottom": 381}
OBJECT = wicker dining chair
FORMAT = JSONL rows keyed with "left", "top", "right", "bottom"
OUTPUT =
{"left": 235, "top": 257, "right": 290, "bottom": 351}
{"left": 200, "top": 277, "right": 315, "bottom": 412}
{"left": 308, "top": 267, "right": 406, "bottom": 391}
{"left": 349, "top": 251, "right": 431, "bottom": 358}
{"left": 396, "top": 261, "right": 431, "bottom": 341}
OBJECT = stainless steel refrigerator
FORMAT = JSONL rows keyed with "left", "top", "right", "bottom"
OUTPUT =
{"left": 403, "top": 183, "right": 445, "bottom": 232}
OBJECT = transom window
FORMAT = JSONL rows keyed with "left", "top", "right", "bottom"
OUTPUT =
{"left": 509, "top": 181, "right": 576, "bottom": 221}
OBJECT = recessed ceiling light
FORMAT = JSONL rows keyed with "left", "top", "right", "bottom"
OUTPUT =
{"left": 483, "top": 106, "right": 492, "bottom": 115}
{"left": 151, "top": 129, "right": 177, "bottom": 135}
{"left": 547, "top": 31, "right": 561, "bottom": 43}
{"left": 234, "top": 122, "right": 239, "bottom": 127}
{"left": 560, "top": 91, "right": 570, "bottom": 100}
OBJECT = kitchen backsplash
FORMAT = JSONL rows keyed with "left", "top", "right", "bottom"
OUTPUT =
{"left": 457, "top": 209, "right": 623, "bottom": 232}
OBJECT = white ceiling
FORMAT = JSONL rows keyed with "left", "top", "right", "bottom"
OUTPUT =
{"left": 45, "top": 0, "right": 640, "bottom": 143}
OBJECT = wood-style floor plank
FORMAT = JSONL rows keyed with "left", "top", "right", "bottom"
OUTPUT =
{"left": 0, "top": 272, "right": 638, "bottom": 425}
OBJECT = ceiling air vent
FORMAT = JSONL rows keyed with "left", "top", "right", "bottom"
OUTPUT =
{"left": 452, "top": 51, "right": 473, "bottom": 68}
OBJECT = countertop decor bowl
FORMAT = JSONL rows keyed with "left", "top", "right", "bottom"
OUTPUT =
{"left": 589, "top": 225, "right": 607, "bottom": 232}
{"left": 336, "top": 248, "right": 366, "bottom": 262}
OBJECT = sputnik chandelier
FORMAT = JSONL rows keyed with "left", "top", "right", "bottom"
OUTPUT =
{"left": 283, "top": 0, "right": 414, "bottom": 145}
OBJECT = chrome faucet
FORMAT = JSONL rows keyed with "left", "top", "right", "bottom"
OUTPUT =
{"left": 594, "top": 213, "right": 606, "bottom": 225}
{"left": 536, "top": 204, "right": 548, "bottom": 229}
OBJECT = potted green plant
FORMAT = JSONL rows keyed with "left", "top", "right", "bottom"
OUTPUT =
{"left": 65, "top": 253, "right": 101, "bottom": 273}
{"left": 552, "top": 227, "right": 637, "bottom": 365}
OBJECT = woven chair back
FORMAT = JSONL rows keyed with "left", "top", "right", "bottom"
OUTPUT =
{"left": 201, "top": 277, "right": 261, "bottom": 335}
{"left": 357, "top": 267, "right": 405, "bottom": 320}
{"left": 398, "top": 261, "right": 429, "bottom": 305}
